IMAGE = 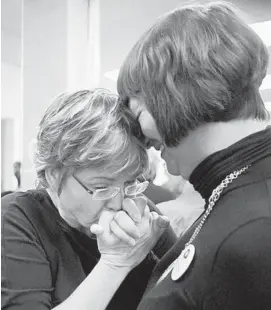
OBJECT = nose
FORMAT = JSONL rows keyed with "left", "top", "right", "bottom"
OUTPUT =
{"left": 105, "top": 189, "right": 124, "bottom": 211}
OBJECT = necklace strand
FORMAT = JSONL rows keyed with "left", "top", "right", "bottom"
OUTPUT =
{"left": 185, "top": 165, "right": 250, "bottom": 246}
{"left": 156, "top": 165, "right": 250, "bottom": 285}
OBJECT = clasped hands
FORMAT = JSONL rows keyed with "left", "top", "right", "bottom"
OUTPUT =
{"left": 91, "top": 196, "right": 169, "bottom": 270}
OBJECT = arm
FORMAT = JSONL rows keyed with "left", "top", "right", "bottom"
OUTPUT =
{"left": 2, "top": 198, "right": 169, "bottom": 310}
{"left": 204, "top": 218, "right": 271, "bottom": 310}
{"left": 146, "top": 197, "right": 177, "bottom": 258}
{"left": 54, "top": 261, "right": 131, "bottom": 310}
{"left": 2, "top": 207, "right": 131, "bottom": 310}
{"left": 2, "top": 204, "right": 53, "bottom": 310}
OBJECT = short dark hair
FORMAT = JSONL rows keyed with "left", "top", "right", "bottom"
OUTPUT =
{"left": 117, "top": 1, "right": 270, "bottom": 147}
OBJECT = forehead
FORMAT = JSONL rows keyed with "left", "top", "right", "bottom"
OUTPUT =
{"left": 76, "top": 166, "right": 141, "bottom": 183}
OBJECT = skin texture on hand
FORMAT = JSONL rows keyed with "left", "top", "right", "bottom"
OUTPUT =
{"left": 91, "top": 197, "right": 169, "bottom": 269}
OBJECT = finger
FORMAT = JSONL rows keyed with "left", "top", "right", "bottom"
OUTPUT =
{"left": 98, "top": 209, "right": 115, "bottom": 227}
{"left": 90, "top": 224, "right": 104, "bottom": 235}
{"left": 114, "top": 211, "right": 141, "bottom": 239}
{"left": 151, "top": 212, "right": 170, "bottom": 229}
{"left": 110, "top": 219, "right": 136, "bottom": 246}
{"left": 157, "top": 215, "right": 170, "bottom": 228}
{"left": 122, "top": 198, "right": 142, "bottom": 222}
{"left": 133, "top": 196, "right": 147, "bottom": 217}
{"left": 143, "top": 205, "right": 151, "bottom": 219}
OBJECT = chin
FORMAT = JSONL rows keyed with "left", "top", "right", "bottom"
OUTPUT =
{"left": 168, "top": 165, "right": 191, "bottom": 181}
{"left": 166, "top": 165, "right": 181, "bottom": 176}
{"left": 180, "top": 169, "right": 191, "bottom": 181}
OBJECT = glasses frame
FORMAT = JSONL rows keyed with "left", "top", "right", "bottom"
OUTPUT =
{"left": 72, "top": 174, "right": 149, "bottom": 201}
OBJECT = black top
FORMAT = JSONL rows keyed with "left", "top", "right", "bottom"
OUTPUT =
{"left": 137, "top": 126, "right": 271, "bottom": 310}
{"left": 1, "top": 190, "right": 176, "bottom": 310}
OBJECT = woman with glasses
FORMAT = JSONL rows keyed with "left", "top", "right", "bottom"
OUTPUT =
{"left": 1, "top": 89, "right": 176, "bottom": 310}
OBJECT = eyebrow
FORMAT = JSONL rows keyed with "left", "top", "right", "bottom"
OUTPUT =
{"left": 86, "top": 177, "right": 116, "bottom": 182}
{"left": 83, "top": 173, "right": 142, "bottom": 184}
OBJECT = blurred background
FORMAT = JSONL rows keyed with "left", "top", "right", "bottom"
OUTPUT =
{"left": 1, "top": 0, "right": 271, "bottom": 192}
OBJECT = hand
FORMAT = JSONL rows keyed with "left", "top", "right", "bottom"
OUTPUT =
{"left": 91, "top": 197, "right": 169, "bottom": 270}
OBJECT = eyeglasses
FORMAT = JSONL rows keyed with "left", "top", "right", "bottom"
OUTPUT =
{"left": 72, "top": 175, "right": 149, "bottom": 201}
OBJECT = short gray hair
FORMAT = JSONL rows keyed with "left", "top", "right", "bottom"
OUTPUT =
{"left": 34, "top": 89, "right": 149, "bottom": 193}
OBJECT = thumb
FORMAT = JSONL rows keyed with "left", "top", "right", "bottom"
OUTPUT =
{"left": 90, "top": 224, "right": 104, "bottom": 235}
{"left": 95, "top": 209, "right": 115, "bottom": 239}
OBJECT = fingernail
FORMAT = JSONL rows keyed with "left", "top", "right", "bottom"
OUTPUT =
{"left": 90, "top": 224, "right": 103, "bottom": 234}
{"left": 159, "top": 217, "right": 170, "bottom": 228}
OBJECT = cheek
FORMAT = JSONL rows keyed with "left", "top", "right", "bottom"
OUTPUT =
{"left": 161, "top": 149, "right": 180, "bottom": 176}
{"left": 76, "top": 197, "right": 105, "bottom": 218}
{"left": 140, "top": 113, "right": 161, "bottom": 141}
{"left": 87, "top": 200, "right": 105, "bottom": 218}
{"left": 73, "top": 199, "right": 106, "bottom": 226}
{"left": 60, "top": 185, "right": 102, "bottom": 218}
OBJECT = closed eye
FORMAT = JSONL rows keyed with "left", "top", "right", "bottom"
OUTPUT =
{"left": 88, "top": 184, "right": 110, "bottom": 190}
{"left": 94, "top": 186, "right": 108, "bottom": 190}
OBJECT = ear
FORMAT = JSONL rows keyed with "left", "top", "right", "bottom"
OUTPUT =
{"left": 45, "top": 168, "right": 60, "bottom": 192}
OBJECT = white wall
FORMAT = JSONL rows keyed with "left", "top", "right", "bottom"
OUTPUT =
{"left": 1, "top": 63, "right": 21, "bottom": 119}
{"left": 2, "top": 0, "right": 97, "bottom": 189}
{"left": 99, "top": 0, "right": 186, "bottom": 91}
{"left": 1, "top": 0, "right": 23, "bottom": 190}
{"left": 21, "top": 0, "right": 98, "bottom": 189}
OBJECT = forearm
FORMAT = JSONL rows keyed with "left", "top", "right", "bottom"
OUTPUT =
{"left": 146, "top": 197, "right": 177, "bottom": 258}
{"left": 53, "top": 260, "right": 131, "bottom": 310}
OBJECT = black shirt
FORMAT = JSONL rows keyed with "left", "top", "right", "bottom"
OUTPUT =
{"left": 137, "top": 126, "right": 271, "bottom": 310}
{"left": 1, "top": 190, "right": 176, "bottom": 310}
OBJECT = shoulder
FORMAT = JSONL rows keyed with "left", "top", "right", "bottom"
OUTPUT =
{"left": 2, "top": 190, "right": 59, "bottom": 240}
{"left": 213, "top": 218, "right": 271, "bottom": 269}
{"left": 2, "top": 190, "right": 49, "bottom": 214}
{"left": 204, "top": 218, "right": 271, "bottom": 309}
{"left": 2, "top": 191, "right": 39, "bottom": 227}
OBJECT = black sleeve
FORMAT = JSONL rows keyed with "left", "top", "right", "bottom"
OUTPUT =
{"left": 203, "top": 218, "right": 271, "bottom": 310}
{"left": 1, "top": 200, "right": 53, "bottom": 310}
{"left": 146, "top": 197, "right": 177, "bottom": 259}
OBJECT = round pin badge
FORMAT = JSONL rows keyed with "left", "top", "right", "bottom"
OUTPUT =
{"left": 171, "top": 244, "right": 195, "bottom": 281}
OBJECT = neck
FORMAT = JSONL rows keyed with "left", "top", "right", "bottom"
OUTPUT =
{"left": 175, "top": 119, "right": 270, "bottom": 179}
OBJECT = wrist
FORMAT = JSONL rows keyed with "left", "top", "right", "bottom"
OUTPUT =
{"left": 98, "top": 258, "right": 132, "bottom": 276}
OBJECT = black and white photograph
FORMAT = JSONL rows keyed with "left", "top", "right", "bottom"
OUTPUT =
{"left": 1, "top": 0, "right": 271, "bottom": 309}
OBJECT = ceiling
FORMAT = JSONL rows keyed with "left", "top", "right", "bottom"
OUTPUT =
{"left": 2, "top": 0, "right": 271, "bottom": 98}
{"left": 2, "top": 0, "right": 271, "bottom": 45}
{"left": 98, "top": 0, "right": 271, "bottom": 99}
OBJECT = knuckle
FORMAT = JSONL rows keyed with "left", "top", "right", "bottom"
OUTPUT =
{"left": 114, "top": 210, "right": 126, "bottom": 222}
{"left": 109, "top": 219, "right": 117, "bottom": 230}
